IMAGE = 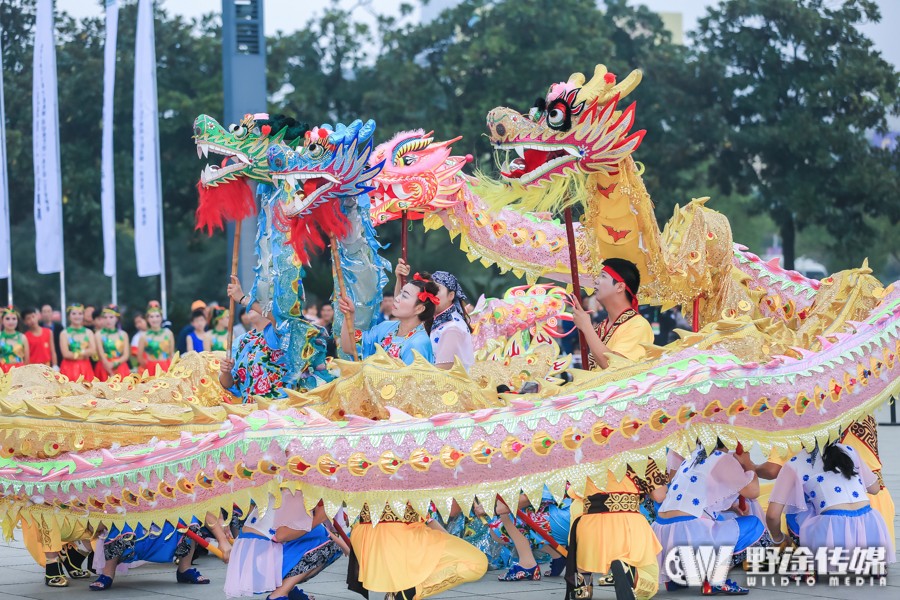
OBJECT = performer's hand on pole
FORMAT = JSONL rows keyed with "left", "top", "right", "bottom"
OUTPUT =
{"left": 218, "top": 356, "right": 235, "bottom": 389}
{"left": 227, "top": 275, "right": 244, "bottom": 305}
{"left": 570, "top": 295, "right": 593, "bottom": 333}
{"left": 338, "top": 295, "right": 356, "bottom": 317}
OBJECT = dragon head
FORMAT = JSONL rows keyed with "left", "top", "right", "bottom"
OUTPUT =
{"left": 267, "top": 119, "right": 384, "bottom": 261}
{"left": 369, "top": 130, "right": 472, "bottom": 225}
{"left": 192, "top": 113, "right": 309, "bottom": 233}
{"left": 481, "top": 65, "right": 646, "bottom": 211}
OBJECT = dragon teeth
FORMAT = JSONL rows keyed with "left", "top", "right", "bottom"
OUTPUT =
{"left": 197, "top": 145, "right": 203, "bottom": 159}
{"left": 514, "top": 147, "right": 525, "bottom": 159}
{"left": 202, "top": 144, "right": 209, "bottom": 158}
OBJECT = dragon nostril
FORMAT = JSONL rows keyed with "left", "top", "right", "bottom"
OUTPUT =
{"left": 193, "top": 124, "right": 201, "bottom": 137}
{"left": 496, "top": 124, "right": 506, "bottom": 136}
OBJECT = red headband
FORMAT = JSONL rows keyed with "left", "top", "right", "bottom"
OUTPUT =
{"left": 413, "top": 272, "right": 430, "bottom": 282}
{"left": 602, "top": 265, "right": 639, "bottom": 311}
{"left": 418, "top": 291, "right": 439, "bottom": 305}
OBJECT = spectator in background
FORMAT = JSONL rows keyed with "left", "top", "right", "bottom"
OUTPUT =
{"left": 656, "top": 308, "right": 677, "bottom": 346}
{"left": 176, "top": 300, "right": 207, "bottom": 354}
{"left": 238, "top": 307, "right": 252, "bottom": 336}
{"left": 83, "top": 305, "right": 97, "bottom": 331}
{"left": 303, "top": 301, "right": 321, "bottom": 326}
{"left": 186, "top": 308, "right": 208, "bottom": 353}
{"left": 373, "top": 293, "right": 394, "bottom": 325}
{"left": 319, "top": 303, "right": 337, "bottom": 358}
{"left": 131, "top": 313, "right": 147, "bottom": 359}
{"left": 41, "top": 304, "right": 64, "bottom": 361}
{"left": 24, "top": 308, "right": 56, "bottom": 368}
{"left": 232, "top": 306, "right": 248, "bottom": 340}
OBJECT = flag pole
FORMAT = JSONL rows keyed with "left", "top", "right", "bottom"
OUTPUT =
{"left": 0, "top": 38, "right": 10, "bottom": 306}
{"left": 150, "top": 6, "right": 166, "bottom": 321}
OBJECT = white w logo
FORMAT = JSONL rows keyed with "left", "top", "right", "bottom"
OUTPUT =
{"left": 665, "top": 546, "right": 734, "bottom": 587}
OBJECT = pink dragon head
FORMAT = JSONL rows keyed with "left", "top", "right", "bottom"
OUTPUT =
{"left": 369, "top": 130, "right": 472, "bottom": 225}
{"left": 486, "top": 65, "right": 646, "bottom": 186}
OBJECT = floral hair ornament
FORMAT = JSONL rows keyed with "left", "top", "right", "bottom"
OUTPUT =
{"left": 146, "top": 300, "right": 163, "bottom": 315}
{"left": 413, "top": 272, "right": 431, "bottom": 282}
{"left": 1, "top": 305, "right": 18, "bottom": 318}
{"left": 417, "top": 291, "right": 440, "bottom": 305}
{"left": 66, "top": 303, "right": 85, "bottom": 315}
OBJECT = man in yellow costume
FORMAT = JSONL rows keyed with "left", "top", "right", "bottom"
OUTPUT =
{"left": 347, "top": 502, "right": 488, "bottom": 600}
{"left": 568, "top": 257, "right": 662, "bottom": 600}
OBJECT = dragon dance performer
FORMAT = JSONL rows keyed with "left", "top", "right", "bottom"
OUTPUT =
{"left": 571, "top": 258, "right": 654, "bottom": 370}
{"left": 224, "top": 488, "right": 346, "bottom": 600}
{"left": 93, "top": 304, "right": 131, "bottom": 381}
{"left": 0, "top": 306, "right": 28, "bottom": 372}
{"left": 219, "top": 276, "right": 293, "bottom": 402}
{"left": 339, "top": 274, "right": 439, "bottom": 365}
{"left": 137, "top": 301, "right": 174, "bottom": 375}
{"left": 839, "top": 416, "right": 896, "bottom": 543}
{"left": 565, "top": 258, "right": 663, "bottom": 599}
{"left": 207, "top": 307, "right": 230, "bottom": 352}
{"left": 59, "top": 303, "right": 96, "bottom": 381}
{"left": 765, "top": 442, "right": 895, "bottom": 566}
{"left": 347, "top": 501, "right": 488, "bottom": 600}
{"left": 653, "top": 442, "right": 765, "bottom": 596}
{"left": 90, "top": 512, "right": 231, "bottom": 591}
{"left": 394, "top": 262, "right": 475, "bottom": 371}
{"left": 749, "top": 415, "right": 895, "bottom": 546}
{"left": 19, "top": 517, "right": 94, "bottom": 587}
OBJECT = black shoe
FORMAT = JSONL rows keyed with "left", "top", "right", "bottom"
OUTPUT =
{"left": 609, "top": 560, "right": 635, "bottom": 600}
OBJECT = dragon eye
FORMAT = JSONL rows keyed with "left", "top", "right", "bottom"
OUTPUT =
{"left": 548, "top": 108, "right": 566, "bottom": 128}
{"left": 307, "top": 143, "right": 326, "bottom": 159}
{"left": 228, "top": 123, "right": 248, "bottom": 138}
{"left": 401, "top": 155, "right": 417, "bottom": 166}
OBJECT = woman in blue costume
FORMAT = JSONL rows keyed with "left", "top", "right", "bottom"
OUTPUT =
{"left": 220, "top": 276, "right": 329, "bottom": 401}
{"left": 338, "top": 273, "right": 439, "bottom": 365}
{"left": 90, "top": 514, "right": 231, "bottom": 590}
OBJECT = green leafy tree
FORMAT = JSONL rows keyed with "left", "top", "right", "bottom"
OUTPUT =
{"left": 688, "top": 0, "right": 900, "bottom": 270}
{"left": 1, "top": 0, "right": 224, "bottom": 322}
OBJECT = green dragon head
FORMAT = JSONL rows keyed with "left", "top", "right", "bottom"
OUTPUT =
{"left": 192, "top": 113, "right": 308, "bottom": 186}
{"left": 192, "top": 113, "right": 310, "bottom": 233}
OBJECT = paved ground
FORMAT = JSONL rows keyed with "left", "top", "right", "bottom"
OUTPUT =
{"left": 1, "top": 402, "right": 898, "bottom": 599}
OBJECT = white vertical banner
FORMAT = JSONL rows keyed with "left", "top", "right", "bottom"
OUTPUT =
{"left": 101, "top": 0, "right": 118, "bottom": 283}
{"left": 0, "top": 24, "right": 11, "bottom": 291}
{"left": 133, "top": 0, "right": 163, "bottom": 278}
{"left": 32, "top": 0, "right": 64, "bottom": 275}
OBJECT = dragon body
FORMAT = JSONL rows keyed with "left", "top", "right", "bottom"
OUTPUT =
{"left": 1, "top": 67, "right": 897, "bottom": 544}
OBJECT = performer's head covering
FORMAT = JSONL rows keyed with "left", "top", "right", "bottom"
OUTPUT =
{"left": 417, "top": 271, "right": 471, "bottom": 332}
{"left": 600, "top": 257, "right": 640, "bottom": 311}
{"left": 101, "top": 304, "right": 121, "bottom": 318}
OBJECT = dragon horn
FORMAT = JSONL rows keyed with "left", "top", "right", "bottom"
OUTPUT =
{"left": 429, "top": 135, "right": 463, "bottom": 148}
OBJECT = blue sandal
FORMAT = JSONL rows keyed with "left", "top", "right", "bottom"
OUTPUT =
{"left": 89, "top": 574, "right": 113, "bottom": 591}
{"left": 703, "top": 579, "right": 749, "bottom": 595}
{"left": 288, "top": 587, "right": 313, "bottom": 600}
{"left": 176, "top": 567, "right": 210, "bottom": 584}
{"left": 498, "top": 563, "right": 541, "bottom": 581}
